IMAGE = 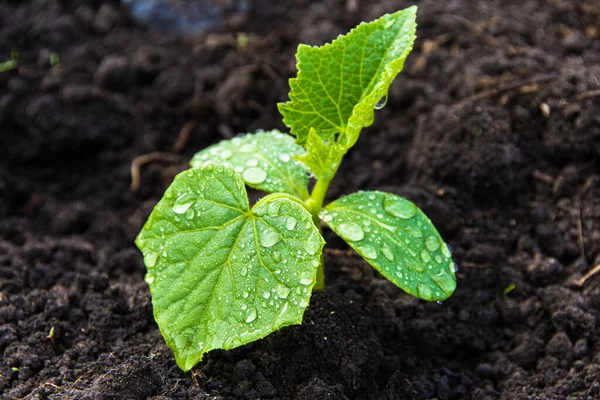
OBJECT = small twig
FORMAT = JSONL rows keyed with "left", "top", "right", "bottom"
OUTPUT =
{"left": 460, "top": 261, "right": 488, "bottom": 269}
{"left": 573, "top": 264, "right": 600, "bottom": 287}
{"left": 576, "top": 207, "right": 585, "bottom": 258}
{"left": 130, "top": 152, "right": 182, "bottom": 191}
{"left": 575, "top": 89, "right": 600, "bottom": 100}
{"left": 532, "top": 170, "right": 555, "bottom": 185}
{"left": 452, "top": 73, "right": 558, "bottom": 110}
{"left": 171, "top": 120, "right": 197, "bottom": 153}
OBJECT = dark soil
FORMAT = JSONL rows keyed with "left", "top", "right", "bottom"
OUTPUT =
{"left": 1, "top": 0, "right": 600, "bottom": 399}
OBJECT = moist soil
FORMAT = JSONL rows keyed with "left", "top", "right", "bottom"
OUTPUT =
{"left": 1, "top": 0, "right": 600, "bottom": 399}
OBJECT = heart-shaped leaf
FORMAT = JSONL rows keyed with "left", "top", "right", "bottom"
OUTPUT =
{"left": 136, "top": 165, "right": 324, "bottom": 371}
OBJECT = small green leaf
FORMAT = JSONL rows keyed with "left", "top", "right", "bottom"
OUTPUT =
{"left": 136, "top": 165, "right": 324, "bottom": 371}
{"left": 294, "top": 128, "right": 344, "bottom": 180}
{"left": 320, "top": 191, "right": 456, "bottom": 301}
{"left": 190, "top": 130, "right": 310, "bottom": 199}
{"left": 278, "top": 6, "right": 417, "bottom": 150}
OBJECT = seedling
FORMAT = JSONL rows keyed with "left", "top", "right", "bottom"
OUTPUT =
{"left": 136, "top": 6, "right": 456, "bottom": 371}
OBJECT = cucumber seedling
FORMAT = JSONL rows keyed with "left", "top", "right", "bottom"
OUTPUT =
{"left": 136, "top": 6, "right": 456, "bottom": 371}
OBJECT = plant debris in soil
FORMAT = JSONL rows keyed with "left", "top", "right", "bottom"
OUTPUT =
{"left": 1, "top": 0, "right": 600, "bottom": 399}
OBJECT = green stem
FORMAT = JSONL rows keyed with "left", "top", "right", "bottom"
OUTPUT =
{"left": 305, "top": 155, "right": 343, "bottom": 290}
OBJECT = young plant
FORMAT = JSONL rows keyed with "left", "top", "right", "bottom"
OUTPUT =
{"left": 136, "top": 6, "right": 456, "bottom": 372}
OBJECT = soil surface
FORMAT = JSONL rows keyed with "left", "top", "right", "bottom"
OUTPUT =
{"left": 2, "top": 0, "right": 600, "bottom": 399}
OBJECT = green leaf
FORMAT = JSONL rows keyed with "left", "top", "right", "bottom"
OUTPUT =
{"left": 136, "top": 165, "right": 324, "bottom": 371}
{"left": 278, "top": 6, "right": 417, "bottom": 150}
{"left": 294, "top": 128, "right": 344, "bottom": 180}
{"left": 190, "top": 130, "right": 310, "bottom": 199}
{"left": 320, "top": 191, "right": 456, "bottom": 301}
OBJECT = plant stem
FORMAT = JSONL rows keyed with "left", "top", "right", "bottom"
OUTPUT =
{"left": 306, "top": 177, "right": 332, "bottom": 290}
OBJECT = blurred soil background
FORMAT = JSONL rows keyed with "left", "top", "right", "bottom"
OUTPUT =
{"left": 1, "top": 0, "right": 600, "bottom": 398}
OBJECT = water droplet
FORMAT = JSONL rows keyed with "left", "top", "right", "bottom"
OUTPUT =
{"left": 262, "top": 291, "right": 271, "bottom": 299}
{"left": 259, "top": 229, "right": 280, "bottom": 247}
{"left": 381, "top": 243, "right": 395, "bottom": 261}
{"left": 441, "top": 243, "right": 452, "bottom": 258}
{"left": 246, "top": 158, "right": 259, "bottom": 167}
{"left": 383, "top": 197, "right": 417, "bottom": 219}
{"left": 279, "top": 153, "right": 291, "bottom": 162}
{"left": 374, "top": 95, "right": 388, "bottom": 110}
{"left": 425, "top": 236, "right": 440, "bottom": 252}
{"left": 172, "top": 201, "right": 193, "bottom": 214}
{"left": 276, "top": 285, "right": 291, "bottom": 299}
{"left": 431, "top": 271, "right": 456, "bottom": 295}
{"left": 242, "top": 291, "right": 249, "bottom": 298}
{"left": 417, "top": 283, "right": 432, "bottom": 299}
{"left": 435, "top": 255, "right": 443, "bottom": 264}
{"left": 245, "top": 307, "right": 257, "bottom": 323}
{"left": 144, "top": 252, "right": 158, "bottom": 267}
{"left": 368, "top": 194, "right": 376, "bottom": 200}
{"left": 407, "top": 259, "right": 425, "bottom": 273}
{"left": 241, "top": 304, "right": 247, "bottom": 310}
{"left": 420, "top": 250, "right": 431, "bottom": 263}
{"left": 299, "top": 271, "right": 313, "bottom": 285}
{"left": 451, "top": 262, "right": 458, "bottom": 273}
{"left": 320, "top": 211, "right": 333, "bottom": 223}
{"left": 404, "top": 225, "right": 423, "bottom": 238}
{"left": 358, "top": 245, "right": 377, "bottom": 260}
{"left": 272, "top": 251, "right": 281, "bottom": 262}
{"left": 305, "top": 232, "right": 322, "bottom": 255}
{"left": 241, "top": 266, "right": 248, "bottom": 276}
{"left": 243, "top": 167, "right": 267, "bottom": 184}
{"left": 286, "top": 217, "right": 297, "bottom": 230}
{"left": 337, "top": 222, "right": 365, "bottom": 241}
{"left": 240, "top": 143, "right": 256, "bottom": 153}
{"left": 220, "top": 149, "right": 233, "bottom": 159}
{"left": 144, "top": 274, "right": 155, "bottom": 284}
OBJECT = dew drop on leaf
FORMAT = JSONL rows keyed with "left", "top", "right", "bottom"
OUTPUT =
{"left": 374, "top": 94, "right": 388, "bottom": 110}
{"left": 417, "top": 283, "right": 432, "bottom": 299}
{"left": 358, "top": 245, "right": 377, "bottom": 260}
{"left": 245, "top": 307, "right": 257, "bottom": 323}
{"left": 286, "top": 216, "right": 297, "bottom": 230}
{"left": 172, "top": 201, "right": 193, "bottom": 214}
{"left": 337, "top": 222, "right": 365, "bottom": 241}
{"left": 381, "top": 243, "right": 394, "bottom": 261}
{"left": 425, "top": 236, "right": 440, "bottom": 252}
{"left": 441, "top": 243, "right": 452, "bottom": 258}
{"left": 431, "top": 272, "right": 456, "bottom": 294}
{"left": 383, "top": 196, "right": 417, "bottom": 219}
{"left": 276, "top": 285, "right": 291, "bottom": 299}
{"left": 320, "top": 211, "right": 333, "bottom": 222}
{"left": 259, "top": 229, "right": 280, "bottom": 247}
{"left": 243, "top": 167, "right": 267, "bottom": 184}
{"left": 145, "top": 252, "right": 158, "bottom": 267}
{"left": 279, "top": 153, "right": 291, "bottom": 162}
{"left": 299, "top": 271, "right": 313, "bottom": 285}
{"left": 220, "top": 149, "right": 233, "bottom": 159}
{"left": 144, "top": 274, "right": 155, "bottom": 284}
{"left": 420, "top": 250, "right": 431, "bottom": 263}
{"left": 407, "top": 259, "right": 425, "bottom": 273}
{"left": 240, "top": 143, "right": 256, "bottom": 153}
